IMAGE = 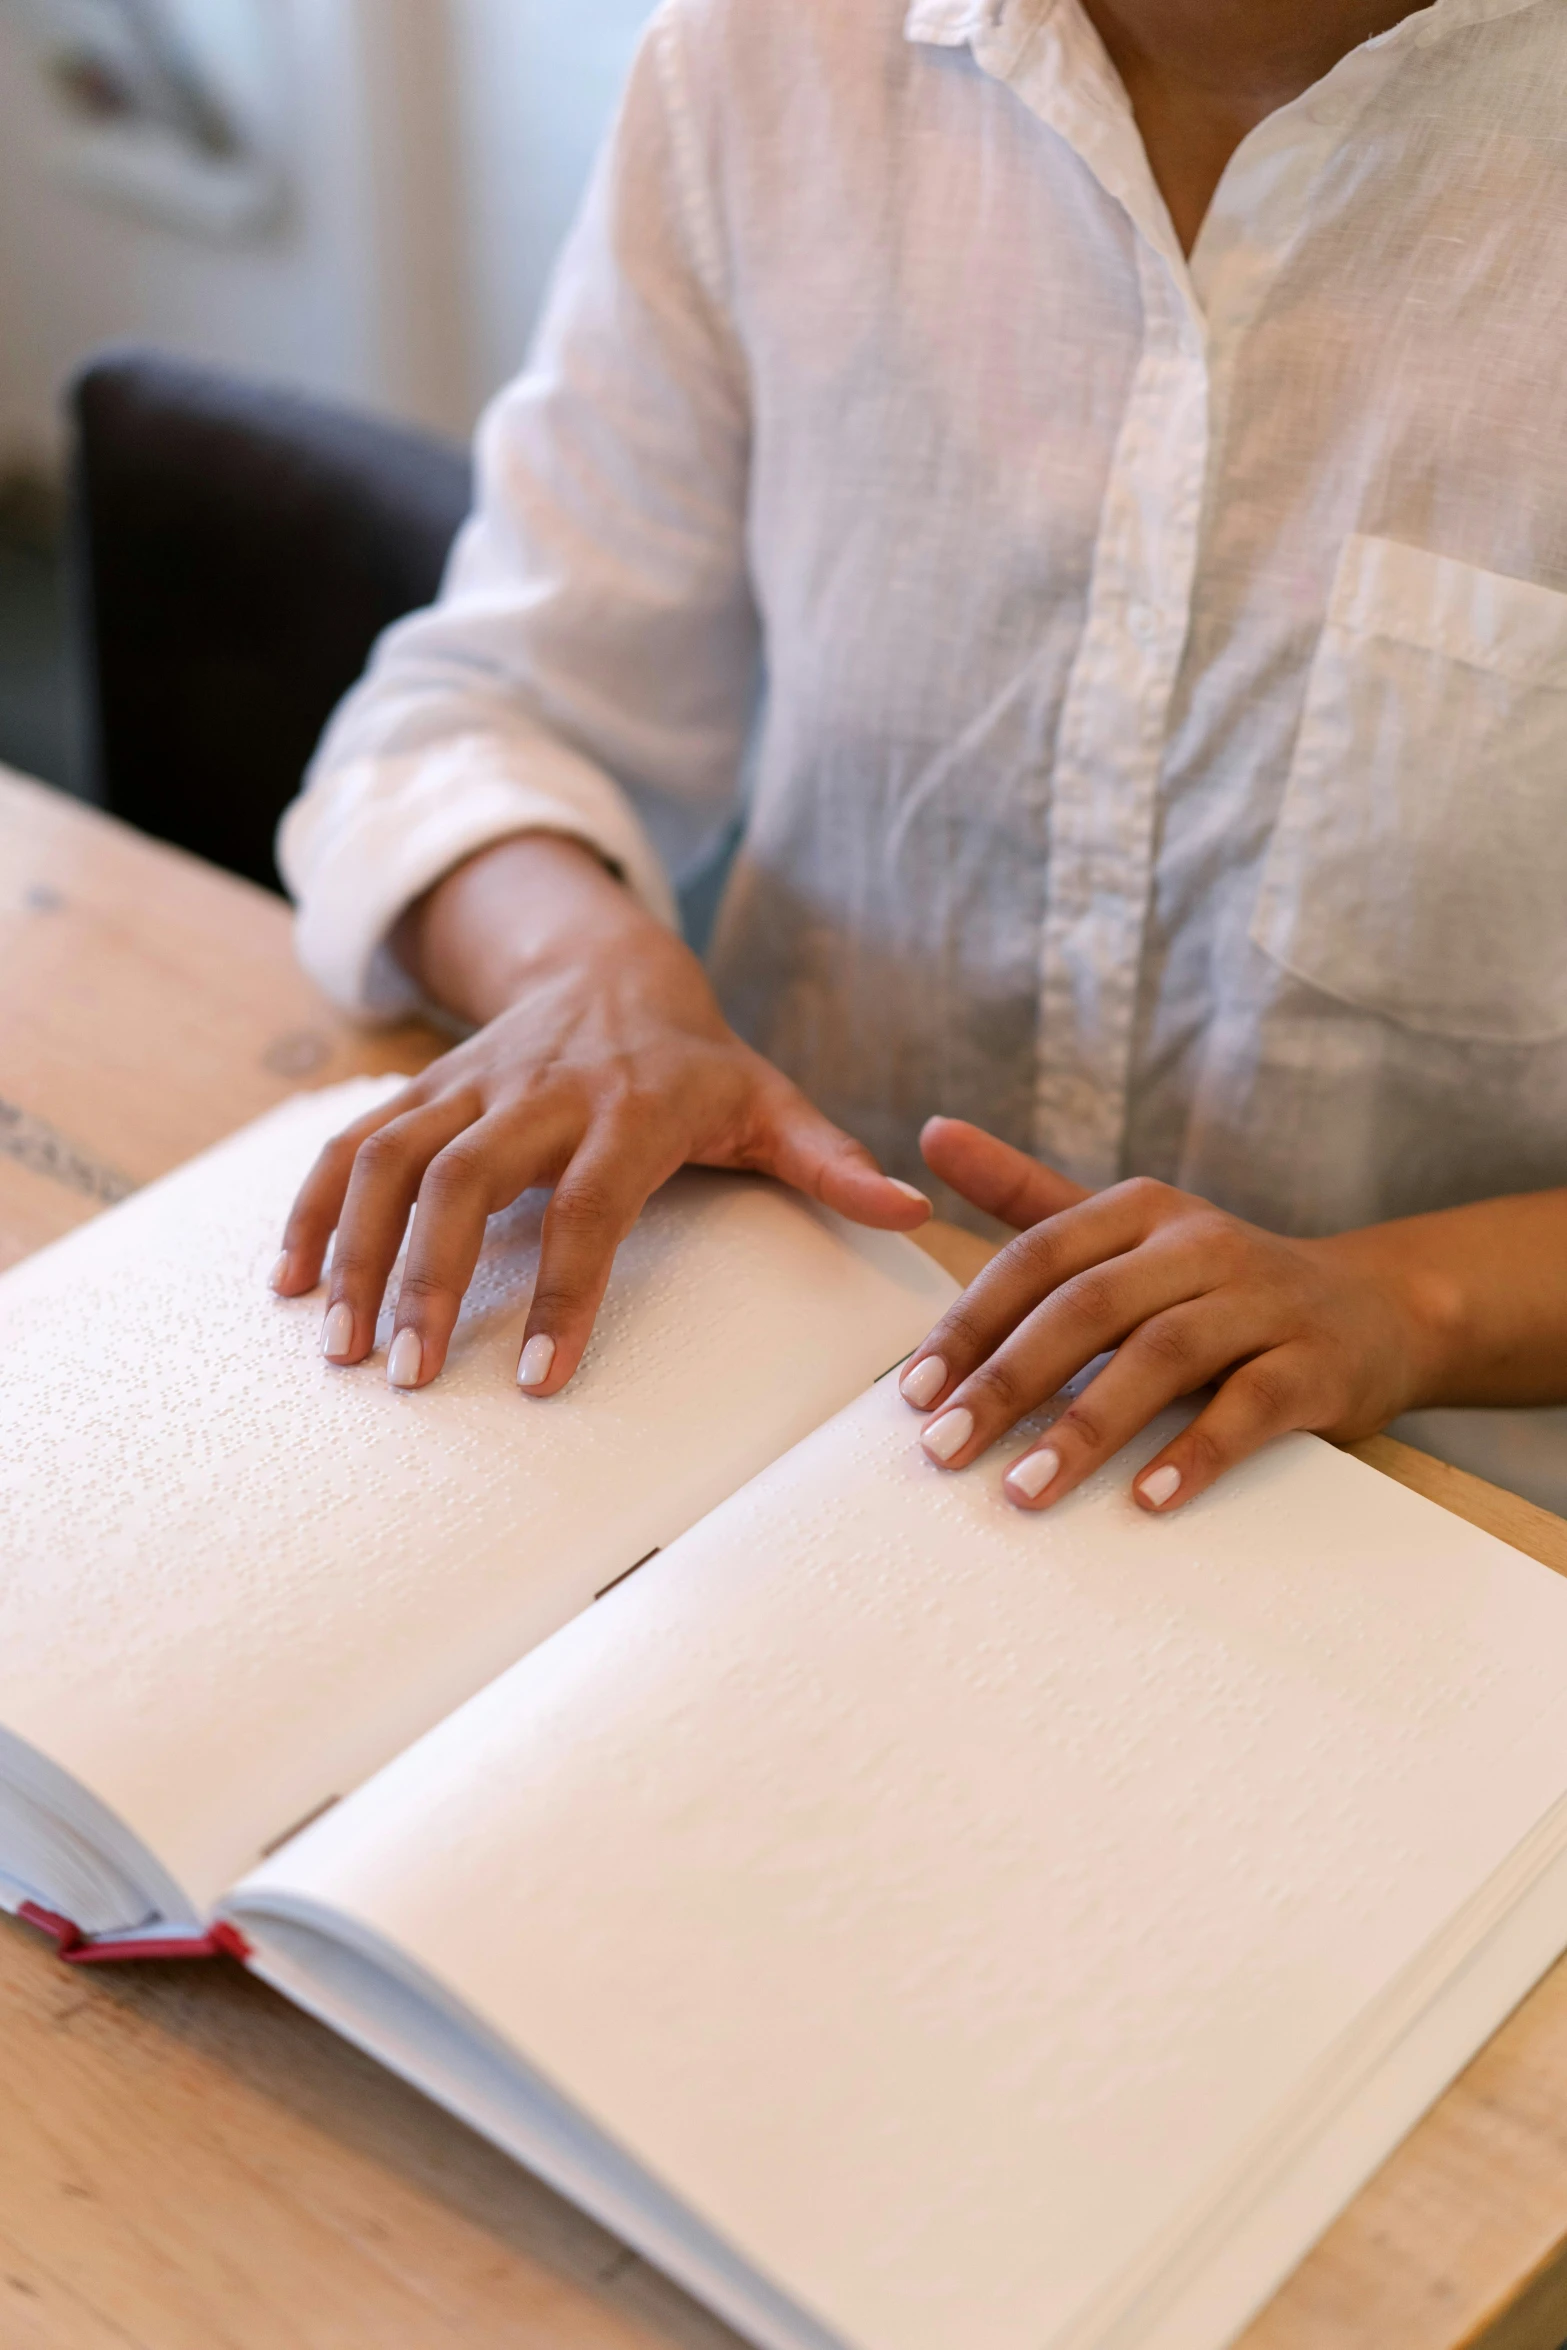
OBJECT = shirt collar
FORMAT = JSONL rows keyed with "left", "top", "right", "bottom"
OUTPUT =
{"left": 903, "top": 0, "right": 1004, "bottom": 45}
{"left": 904, "top": 0, "right": 1553, "bottom": 56}
{"left": 904, "top": 0, "right": 1188, "bottom": 283}
{"left": 901, "top": 0, "right": 1557, "bottom": 297}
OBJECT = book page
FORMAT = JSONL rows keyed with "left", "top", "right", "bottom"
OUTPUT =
{"left": 0, "top": 1082, "right": 953, "bottom": 1917}
{"left": 235, "top": 1379, "right": 1567, "bottom": 2350}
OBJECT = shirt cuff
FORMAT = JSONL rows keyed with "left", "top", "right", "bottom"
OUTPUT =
{"left": 277, "top": 731, "right": 680, "bottom": 1019}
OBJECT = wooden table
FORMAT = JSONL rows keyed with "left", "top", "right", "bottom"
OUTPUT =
{"left": 5, "top": 763, "right": 1567, "bottom": 2350}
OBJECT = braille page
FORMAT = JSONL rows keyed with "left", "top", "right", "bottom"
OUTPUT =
{"left": 0, "top": 1082, "right": 954, "bottom": 1918}
{"left": 235, "top": 1379, "right": 1567, "bottom": 2350}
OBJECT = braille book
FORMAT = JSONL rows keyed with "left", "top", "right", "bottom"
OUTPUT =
{"left": 7, "top": 1080, "right": 1567, "bottom": 2350}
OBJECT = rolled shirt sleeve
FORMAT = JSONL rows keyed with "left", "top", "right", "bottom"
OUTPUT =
{"left": 277, "top": 0, "right": 758, "bottom": 1018}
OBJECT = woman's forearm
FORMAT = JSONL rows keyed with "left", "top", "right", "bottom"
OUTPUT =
{"left": 1319, "top": 1189, "right": 1567, "bottom": 1409}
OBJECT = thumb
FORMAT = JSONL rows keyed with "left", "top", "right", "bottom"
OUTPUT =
{"left": 919, "top": 1115, "right": 1090, "bottom": 1230}
{"left": 759, "top": 1086, "right": 933, "bottom": 1230}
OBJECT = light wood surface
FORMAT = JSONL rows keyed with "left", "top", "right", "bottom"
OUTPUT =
{"left": 0, "top": 768, "right": 439, "bottom": 1277}
{"left": 4, "top": 762, "right": 1567, "bottom": 2350}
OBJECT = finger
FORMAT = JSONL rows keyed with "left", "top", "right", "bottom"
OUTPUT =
{"left": 321, "top": 1095, "right": 480, "bottom": 1364}
{"left": 914, "top": 1229, "right": 1220, "bottom": 1471}
{"left": 918, "top": 1116, "right": 1089, "bottom": 1230}
{"left": 385, "top": 1104, "right": 582, "bottom": 1388}
{"left": 999, "top": 1297, "right": 1260, "bottom": 1511}
{"left": 897, "top": 1178, "right": 1179, "bottom": 1422}
{"left": 517, "top": 1121, "right": 683, "bottom": 1397}
{"left": 759, "top": 1086, "right": 932, "bottom": 1227}
{"left": 1129, "top": 1342, "right": 1326, "bottom": 1514}
{"left": 274, "top": 1080, "right": 433, "bottom": 1294}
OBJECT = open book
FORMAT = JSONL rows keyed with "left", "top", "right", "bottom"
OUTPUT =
{"left": 7, "top": 1080, "right": 1567, "bottom": 2350}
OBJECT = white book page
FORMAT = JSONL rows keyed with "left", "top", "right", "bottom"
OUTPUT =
{"left": 0, "top": 1082, "right": 953, "bottom": 1917}
{"left": 234, "top": 1380, "right": 1567, "bottom": 2350}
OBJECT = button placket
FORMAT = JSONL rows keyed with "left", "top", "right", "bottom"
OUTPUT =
{"left": 1033, "top": 249, "right": 1209, "bottom": 1189}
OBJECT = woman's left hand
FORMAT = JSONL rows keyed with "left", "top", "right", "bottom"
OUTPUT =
{"left": 901, "top": 1117, "right": 1455, "bottom": 1514}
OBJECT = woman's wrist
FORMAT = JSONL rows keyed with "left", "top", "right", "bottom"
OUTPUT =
{"left": 1310, "top": 1189, "right": 1567, "bottom": 1413}
{"left": 392, "top": 831, "right": 650, "bottom": 1028}
{"left": 1310, "top": 1224, "right": 1468, "bottom": 1411}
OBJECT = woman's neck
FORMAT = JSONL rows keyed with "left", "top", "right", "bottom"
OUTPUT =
{"left": 1078, "top": 0, "right": 1420, "bottom": 251}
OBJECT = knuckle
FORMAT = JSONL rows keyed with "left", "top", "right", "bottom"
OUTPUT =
{"left": 529, "top": 1275, "right": 588, "bottom": 1323}
{"left": 966, "top": 1356, "right": 1031, "bottom": 1419}
{"left": 421, "top": 1142, "right": 485, "bottom": 1206}
{"left": 395, "top": 1268, "right": 457, "bottom": 1312}
{"left": 1183, "top": 1423, "right": 1232, "bottom": 1482}
{"left": 1233, "top": 1357, "right": 1301, "bottom": 1425}
{"left": 1056, "top": 1400, "right": 1107, "bottom": 1453}
{"left": 748, "top": 1066, "right": 799, "bottom": 1124}
{"left": 772, "top": 1116, "right": 876, "bottom": 1187}
{"left": 594, "top": 1065, "right": 641, "bottom": 1114}
{"left": 1009, "top": 1223, "right": 1060, "bottom": 1278}
{"left": 1130, "top": 1313, "right": 1197, "bottom": 1376}
{"left": 615, "top": 1080, "right": 666, "bottom": 1127}
{"left": 826, "top": 1130, "right": 878, "bottom": 1174}
{"left": 934, "top": 1302, "right": 991, "bottom": 1361}
{"left": 353, "top": 1126, "right": 413, "bottom": 1181}
{"left": 1116, "top": 1175, "right": 1170, "bottom": 1215}
{"left": 1194, "top": 1213, "right": 1247, "bottom": 1268}
{"left": 549, "top": 1172, "right": 621, "bottom": 1238}
{"left": 322, "top": 1243, "right": 376, "bottom": 1288}
{"left": 1057, "top": 1267, "right": 1120, "bottom": 1330}
{"left": 607, "top": 1092, "right": 677, "bottom": 1155}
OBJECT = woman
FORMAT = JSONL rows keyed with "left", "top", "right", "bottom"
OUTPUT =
{"left": 275, "top": 0, "right": 1567, "bottom": 1516}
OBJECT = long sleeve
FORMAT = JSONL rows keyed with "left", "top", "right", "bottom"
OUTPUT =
{"left": 278, "top": 1, "right": 757, "bottom": 1016}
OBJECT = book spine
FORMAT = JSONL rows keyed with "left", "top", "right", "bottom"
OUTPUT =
{"left": 18, "top": 1901, "right": 250, "bottom": 1965}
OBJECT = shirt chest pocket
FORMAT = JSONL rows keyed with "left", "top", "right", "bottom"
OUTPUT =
{"left": 1250, "top": 535, "right": 1567, "bottom": 1044}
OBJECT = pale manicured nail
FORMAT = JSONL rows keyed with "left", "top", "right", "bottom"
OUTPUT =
{"left": 269, "top": 1253, "right": 292, "bottom": 1293}
{"left": 321, "top": 1302, "right": 354, "bottom": 1360}
{"left": 1005, "top": 1446, "right": 1061, "bottom": 1502}
{"left": 922, "top": 1406, "right": 974, "bottom": 1464}
{"left": 1139, "top": 1464, "right": 1182, "bottom": 1508}
{"left": 386, "top": 1328, "right": 422, "bottom": 1389}
{"left": 517, "top": 1333, "right": 556, "bottom": 1390}
{"left": 888, "top": 1179, "right": 932, "bottom": 1210}
{"left": 899, "top": 1354, "right": 947, "bottom": 1408}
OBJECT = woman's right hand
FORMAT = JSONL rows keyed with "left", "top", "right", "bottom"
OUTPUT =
{"left": 272, "top": 832, "right": 930, "bottom": 1393}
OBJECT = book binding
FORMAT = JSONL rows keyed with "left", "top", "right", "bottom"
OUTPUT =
{"left": 18, "top": 1901, "right": 250, "bottom": 1966}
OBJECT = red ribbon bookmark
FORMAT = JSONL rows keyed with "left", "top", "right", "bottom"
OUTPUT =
{"left": 19, "top": 1901, "right": 250, "bottom": 1965}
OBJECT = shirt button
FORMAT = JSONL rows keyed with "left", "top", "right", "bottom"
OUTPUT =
{"left": 1127, "top": 602, "right": 1157, "bottom": 644}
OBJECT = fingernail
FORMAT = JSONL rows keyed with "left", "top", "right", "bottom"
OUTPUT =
{"left": 887, "top": 1179, "right": 932, "bottom": 1210}
{"left": 899, "top": 1354, "right": 947, "bottom": 1408}
{"left": 517, "top": 1333, "right": 556, "bottom": 1390}
{"left": 321, "top": 1302, "right": 354, "bottom": 1361}
{"left": 1139, "top": 1464, "right": 1182, "bottom": 1508}
{"left": 269, "top": 1253, "right": 292, "bottom": 1293}
{"left": 1005, "top": 1446, "right": 1061, "bottom": 1502}
{"left": 387, "top": 1329, "right": 422, "bottom": 1389}
{"left": 922, "top": 1406, "right": 974, "bottom": 1464}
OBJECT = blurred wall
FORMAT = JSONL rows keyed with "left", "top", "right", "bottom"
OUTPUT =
{"left": 0, "top": 0, "right": 655, "bottom": 470}
{"left": 453, "top": 0, "right": 656, "bottom": 396}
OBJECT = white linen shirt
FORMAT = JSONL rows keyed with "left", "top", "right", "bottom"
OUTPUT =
{"left": 280, "top": 0, "right": 1567, "bottom": 1505}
